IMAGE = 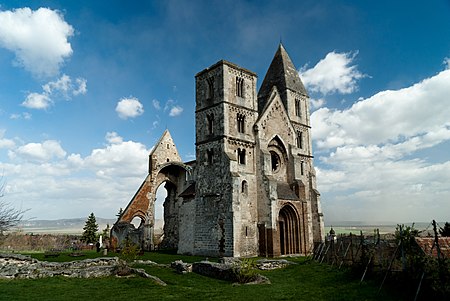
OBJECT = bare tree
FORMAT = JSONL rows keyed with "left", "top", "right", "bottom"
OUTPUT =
{"left": 0, "top": 178, "right": 27, "bottom": 235}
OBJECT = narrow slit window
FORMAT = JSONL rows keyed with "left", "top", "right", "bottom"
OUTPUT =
{"left": 295, "top": 98, "right": 301, "bottom": 117}
{"left": 236, "top": 77, "right": 244, "bottom": 97}
{"left": 296, "top": 131, "right": 303, "bottom": 149}
{"left": 300, "top": 160, "right": 304, "bottom": 176}
{"left": 237, "top": 113, "right": 245, "bottom": 133}
{"left": 207, "top": 113, "right": 214, "bottom": 135}
{"left": 207, "top": 149, "right": 214, "bottom": 165}
{"left": 207, "top": 77, "right": 214, "bottom": 100}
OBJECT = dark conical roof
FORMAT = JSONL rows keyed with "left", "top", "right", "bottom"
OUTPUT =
{"left": 258, "top": 44, "right": 308, "bottom": 111}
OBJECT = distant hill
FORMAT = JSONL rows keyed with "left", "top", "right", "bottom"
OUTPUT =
{"left": 17, "top": 218, "right": 117, "bottom": 234}
{"left": 16, "top": 218, "right": 164, "bottom": 235}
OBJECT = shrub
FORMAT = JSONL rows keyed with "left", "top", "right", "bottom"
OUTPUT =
{"left": 232, "top": 258, "right": 258, "bottom": 283}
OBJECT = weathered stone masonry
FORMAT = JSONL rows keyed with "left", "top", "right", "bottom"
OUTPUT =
{"left": 111, "top": 44, "right": 325, "bottom": 257}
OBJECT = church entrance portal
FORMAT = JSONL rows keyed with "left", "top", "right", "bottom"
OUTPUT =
{"left": 278, "top": 205, "right": 301, "bottom": 255}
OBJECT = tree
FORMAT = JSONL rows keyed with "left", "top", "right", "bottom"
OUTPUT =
{"left": 0, "top": 178, "right": 27, "bottom": 235}
{"left": 81, "top": 213, "right": 99, "bottom": 243}
{"left": 439, "top": 222, "right": 450, "bottom": 237}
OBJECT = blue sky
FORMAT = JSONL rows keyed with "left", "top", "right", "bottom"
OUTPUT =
{"left": 0, "top": 1, "right": 449, "bottom": 223}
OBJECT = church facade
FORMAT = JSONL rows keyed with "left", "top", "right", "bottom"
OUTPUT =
{"left": 111, "top": 44, "right": 324, "bottom": 257}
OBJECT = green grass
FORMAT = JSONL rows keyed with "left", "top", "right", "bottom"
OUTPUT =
{"left": 0, "top": 251, "right": 403, "bottom": 301}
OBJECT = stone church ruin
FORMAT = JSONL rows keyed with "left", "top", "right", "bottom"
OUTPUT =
{"left": 111, "top": 44, "right": 324, "bottom": 257}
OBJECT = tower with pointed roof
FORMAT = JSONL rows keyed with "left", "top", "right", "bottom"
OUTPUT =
{"left": 111, "top": 44, "right": 324, "bottom": 257}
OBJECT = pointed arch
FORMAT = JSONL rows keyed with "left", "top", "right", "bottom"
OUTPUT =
{"left": 268, "top": 135, "right": 288, "bottom": 157}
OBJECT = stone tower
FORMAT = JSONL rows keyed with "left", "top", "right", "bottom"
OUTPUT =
{"left": 194, "top": 61, "right": 259, "bottom": 257}
{"left": 255, "top": 44, "right": 324, "bottom": 255}
{"left": 111, "top": 44, "right": 324, "bottom": 257}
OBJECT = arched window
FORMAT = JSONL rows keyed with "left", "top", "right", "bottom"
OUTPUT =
{"left": 295, "top": 98, "right": 301, "bottom": 117}
{"left": 237, "top": 113, "right": 245, "bottom": 133}
{"left": 236, "top": 77, "right": 244, "bottom": 97}
{"left": 238, "top": 148, "right": 246, "bottom": 165}
{"left": 241, "top": 180, "right": 248, "bottom": 195}
{"left": 296, "top": 131, "right": 303, "bottom": 149}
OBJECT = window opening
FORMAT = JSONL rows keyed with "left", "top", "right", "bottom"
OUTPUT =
{"left": 207, "top": 77, "right": 214, "bottom": 100}
{"left": 207, "top": 149, "right": 214, "bottom": 165}
{"left": 237, "top": 113, "right": 245, "bottom": 133}
{"left": 295, "top": 98, "right": 301, "bottom": 117}
{"left": 301, "top": 160, "right": 304, "bottom": 175}
{"left": 271, "top": 151, "right": 281, "bottom": 172}
{"left": 241, "top": 180, "right": 248, "bottom": 195}
{"left": 238, "top": 148, "right": 246, "bottom": 165}
{"left": 236, "top": 77, "right": 244, "bottom": 97}
{"left": 296, "top": 131, "right": 303, "bottom": 149}
{"left": 207, "top": 113, "right": 214, "bottom": 135}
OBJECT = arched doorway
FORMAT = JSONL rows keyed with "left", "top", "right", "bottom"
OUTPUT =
{"left": 278, "top": 204, "right": 300, "bottom": 255}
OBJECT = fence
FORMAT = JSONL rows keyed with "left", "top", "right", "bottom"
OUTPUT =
{"left": 312, "top": 220, "right": 449, "bottom": 300}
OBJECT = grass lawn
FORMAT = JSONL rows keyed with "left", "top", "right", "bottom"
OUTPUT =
{"left": 0, "top": 251, "right": 404, "bottom": 301}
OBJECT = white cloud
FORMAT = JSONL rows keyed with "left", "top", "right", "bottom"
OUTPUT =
{"left": 0, "top": 7, "right": 74, "bottom": 78}
{"left": 105, "top": 132, "right": 124, "bottom": 145}
{"left": 42, "top": 74, "right": 88, "bottom": 98}
{"left": 300, "top": 51, "right": 365, "bottom": 95}
{"left": 73, "top": 78, "right": 88, "bottom": 95}
{"left": 11, "top": 140, "right": 66, "bottom": 163}
{"left": 311, "top": 63, "right": 450, "bottom": 222}
{"left": 22, "top": 92, "right": 52, "bottom": 109}
{"left": 85, "top": 137, "right": 149, "bottom": 179}
{"left": 116, "top": 97, "right": 144, "bottom": 119}
{"left": 22, "top": 74, "right": 87, "bottom": 110}
{"left": 310, "top": 98, "right": 326, "bottom": 110}
{"left": 444, "top": 57, "right": 450, "bottom": 69}
{"left": 152, "top": 99, "right": 161, "bottom": 110}
{"left": 169, "top": 105, "right": 183, "bottom": 117}
{"left": 312, "top": 68, "right": 450, "bottom": 150}
{"left": 0, "top": 130, "right": 16, "bottom": 149}
{"left": 1, "top": 132, "right": 151, "bottom": 219}
{"left": 10, "top": 112, "right": 32, "bottom": 120}
{"left": 164, "top": 99, "right": 175, "bottom": 112}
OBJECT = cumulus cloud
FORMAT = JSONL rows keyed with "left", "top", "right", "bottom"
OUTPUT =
{"left": 116, "top": 97, "right": 144, "bottom": 119}
{"left": 0, "top": 130, "right": 16, "bottom": 149}
{"left": 1, "top": 132, "right": 151, "bottom": 219}
{"left": 10, "top": 140, "right": 66, "bottom": 163}
{"left": 311, "top": 63, "right": 450, "bottom": 222}
{"left": 105, "top": 132, "right": 124, "bottom": 144}
{"left": 312, "top": 68, "right": 450, "bottom": 150}
{"left": 0, "top": 7, "right": 74, "bottom": 78}
{"left": 169, "top": 105, "right": 183, "bottom": 117}
{"left": 310, "top": 98, "right": 326, "bottom": 110}
{"left": 300, "top": 51, "right": 365, "bottom": 95}
{"left": 22, "top": 74, "right": 87, "bottom": 110}
{"left": 22, "top": 93, "right": 52, "bottom": 109}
